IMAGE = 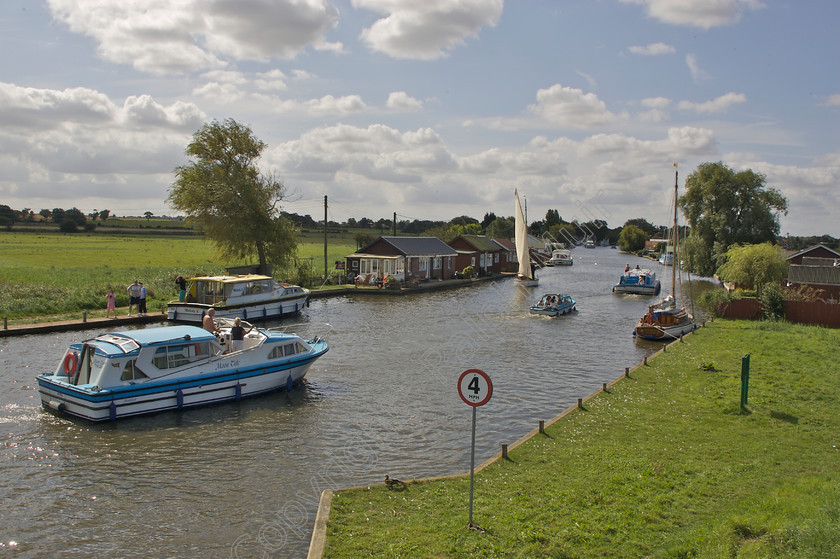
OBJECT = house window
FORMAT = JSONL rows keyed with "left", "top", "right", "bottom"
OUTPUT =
{"left": 419, "top": 258, "right": 428, "bottom": 271}
{"left": 383, "top": 259, "right": 396, "bottom": 275}
{"left": 495, "top": 253, "right": 500, "bottom": 263}
{"left": 471, "top": 256, "right": 476, "bottom": 267}
{"left": 433, "top": 257, "right": 442, "bottom": 270}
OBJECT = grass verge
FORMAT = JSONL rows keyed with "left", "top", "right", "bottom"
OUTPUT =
{"left": 322, "top": 320, "right": 840, "bottom": 558}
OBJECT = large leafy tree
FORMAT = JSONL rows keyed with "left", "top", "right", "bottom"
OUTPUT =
{"left": 169, "top": 119, "right": 297, "bottom": 274}
{"left": 679, "top": 162, "right": 788, "bottom": 277}
{"left": 618, "top": 224, "right": 647, "bottom": 252}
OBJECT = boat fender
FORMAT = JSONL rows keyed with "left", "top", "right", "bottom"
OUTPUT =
{"left": 235, "top": 383, "right": 242, "bottom": 401}
{"left": 47, "top": 400, "right": 66, "bottom": 412}
{"left": 176, "top": 389, "right": 184, "bottom": 409}
{"left": 286, "top": 375, "right": 293, "bottom": 392}
{"left": 109, "top": 401, "right": 117, "bottom": 421}
{"left": 63, "top": 352, "right": 78, "bottom": 376}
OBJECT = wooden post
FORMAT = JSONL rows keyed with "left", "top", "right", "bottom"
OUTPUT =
{"left": 501, "top": 443, "right": 508, "bottom": 459}
{"left": 625, "top": 367, "right": 630, "bottom": 377}
{"left": 643, "top": 356, "right": 647, "bottom": 366}
{"left": 83, "top": 311, "right": 87, "bottom": 323}
{"left": 602, "top": 382, "right": 607, "bottom": 392}
{"left": 538, "top": 420, "right": 545, "bottom": 434}
{"left": 3, "top": 317, "right": 6, "bottom": 330}
{"left": 577, "top": 398, "right": 583, "bottom": 408}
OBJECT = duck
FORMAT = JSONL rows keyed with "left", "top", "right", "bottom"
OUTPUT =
{"left": 384, "top": 475, "right": 407, "bottom": 490}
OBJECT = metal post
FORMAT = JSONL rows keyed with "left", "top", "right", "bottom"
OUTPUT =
{"left": 468, "top": 405, "right": 477, "bottom": 527}
{"left": 740, "top": 354, "right": 751, "bottom": 410}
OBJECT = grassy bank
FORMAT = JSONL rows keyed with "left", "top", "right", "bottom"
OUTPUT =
{"left": 322, "top": 320, "right": 840, "bottom": 558}
{"left": 0, "top": 231, "right": 356, "bottom": 320}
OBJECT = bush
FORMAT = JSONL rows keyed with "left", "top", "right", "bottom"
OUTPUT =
{"left": 59, "top": 219, "right": 79, "bottom": 233}
{"left": 760, "top": 282, "right": 786, "bottom": 321}
{"left": 698, "top": 288, "right": 737, "bottom": 318}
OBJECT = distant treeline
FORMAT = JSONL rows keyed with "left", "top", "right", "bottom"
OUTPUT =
{"left": 1, "top": 203, "right": 835, "bottom": 251}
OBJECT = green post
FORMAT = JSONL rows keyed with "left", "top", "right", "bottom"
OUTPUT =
{"left": 740, "top": 354, "right": 750, "bottom": 410}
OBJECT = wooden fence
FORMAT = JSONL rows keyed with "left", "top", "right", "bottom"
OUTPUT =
{"left": 719, "top": 298, "right": 840, "bottom": 328}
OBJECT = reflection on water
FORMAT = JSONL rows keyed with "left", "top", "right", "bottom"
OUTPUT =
{"left": 0, "top": 248, "right": 712, "bottom": 558}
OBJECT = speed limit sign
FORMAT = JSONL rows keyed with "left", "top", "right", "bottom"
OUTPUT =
{"left": 458, "top": 369, "right": 493, "bottom": 407}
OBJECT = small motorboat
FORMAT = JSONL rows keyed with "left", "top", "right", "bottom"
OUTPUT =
{"left": 529, "top": 293, "right": 576, "bottom": 317}
{"left": 549, "top": 249, "right": 573, "bottom": 266}
{"left": 37, "top": 319, "right": 328, "bottom": 421}
{"left": 167, "top": 274, "right": 310, "bottom": 323}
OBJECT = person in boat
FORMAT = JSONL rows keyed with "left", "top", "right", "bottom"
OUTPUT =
{"left": 202, "top": 308, "right": 217, "bottom": 333}
{"left": 230, "top": 317, "right": 253, "bottom": 351}
{"left": 625, "top": 263, "right": 630, "bottom": 272}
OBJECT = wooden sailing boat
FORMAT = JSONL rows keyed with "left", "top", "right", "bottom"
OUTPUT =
{"left": 514, "top": 189, "right": 539, "bottom": 287}
{"left": 634, "top": 166, "right": 695, "bottom": 340}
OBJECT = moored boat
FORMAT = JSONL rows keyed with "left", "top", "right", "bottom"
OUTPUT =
{"left": 37, "top": 320, "right": 328, "bottom": 421}
{"left": 529, "top": 293, "right": 576, "bottom": 317}
{"left": 634, "top": 165, "right": 695, "bottom": 340}
{"left": 613, "top": 268, "right": 661, "bottom": 295}
{"left": 549, "top": 249, "right": 573, "bottom": 266}
{"left": 167, "top": 274, "right": 309, "bottom": 323}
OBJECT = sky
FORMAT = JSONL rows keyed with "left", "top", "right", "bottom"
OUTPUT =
{"left": 1, "top": 0, "right": 838, "bottom": 236}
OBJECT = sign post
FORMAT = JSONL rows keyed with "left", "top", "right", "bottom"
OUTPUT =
{"left": 457, "top": 368, "right": 493, "bottom": 530}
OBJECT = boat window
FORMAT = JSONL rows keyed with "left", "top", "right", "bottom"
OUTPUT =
{"left": 121, "top": 360, "right": 149, "bottom": 381}
{"left": 152, "top": 342, "right": 214, "bottom": 370}
{"left": 269, "top": 342, "right": 306, "bottom": 359}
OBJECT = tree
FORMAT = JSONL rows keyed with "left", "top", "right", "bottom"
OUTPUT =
{"left": 0, "top": 205, "right": 16, "bottom": 229}
{"left": 51, "top": 208, "right": 66, "bottom": 223}
{"left": 99, "top": 209, "right": 110, "bottom": 221}
{"left": 623, "top": 218, "right": 658, "bottom": 237}
{"left": 618, "top": 224, "right": 647, "bottom": 252}
{"left": 485, "top": 217, "right": 514, "bottom": 240}
{"left": 144, "top": 211, "right": 154, "bottom": 220}
{"left": 544, "top": 209, "right": 561, "bottom": 228}
{"left": 168, "top": 119, "right": 298, "bottom": 274}
{"left": 679, "top": 162, "right": 788, "bottom": 277}
{"left": 716, "top": 243, "right": 788, "bottom": 295}
{"left": 65, "top": 207, "right": 87, "bottom": 227}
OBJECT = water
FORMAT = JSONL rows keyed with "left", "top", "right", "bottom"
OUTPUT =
{"left": 0, "top": 248, "right": 710, "bottom": 558}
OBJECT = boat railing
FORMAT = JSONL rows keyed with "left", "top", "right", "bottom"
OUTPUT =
{"left": 265, "top": 321, "right": 333, "bottom": 342}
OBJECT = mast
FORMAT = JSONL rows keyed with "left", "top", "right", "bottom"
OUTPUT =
{"left": 671, "top": 164, "right": 678, "bottom": 299}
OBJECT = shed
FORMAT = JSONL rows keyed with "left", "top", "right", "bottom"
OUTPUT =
{"left": 346, "top": 236, "right": 458, "bottom": 283}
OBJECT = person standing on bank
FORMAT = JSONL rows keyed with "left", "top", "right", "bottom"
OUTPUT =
{"left": 230, "top": 317, "right": 253, "bottom": 352}
{"left": 175, "top": 275, "right": 187, "bottom": 301}
{"left": 127, "top": 280, "right": 142, "bottom": 317}
{"left": 139, "top": 282, "right": 147, "bottom": 316}
{"left": 105, "top": 288, "right": 116, "bottom": 318}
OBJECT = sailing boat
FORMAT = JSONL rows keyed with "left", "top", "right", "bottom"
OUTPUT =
{"left": 514, "top": 190, "right": 539, "bottom": 287}
{"left": 634, "top": 166, "right": 695, "bottom": 340}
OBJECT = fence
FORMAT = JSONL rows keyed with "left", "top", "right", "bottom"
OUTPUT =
{"left": 719, "top": 298, "right": 840, "bottom": 328}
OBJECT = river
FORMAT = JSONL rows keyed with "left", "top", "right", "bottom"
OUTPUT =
{"left": 0, "top": 248, "right": 712, "bottom": 558}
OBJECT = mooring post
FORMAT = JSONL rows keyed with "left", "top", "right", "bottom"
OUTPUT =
{"left": 625, "top": 367, "right": 630, "bottom": 377}
{"left": 3, "top": 317, "right": 6, "bottom": 330}
{"left": 643, "top": 356, "right": 647, "bottom": 366}
{"left": 740, "top": 354, "right": 751, "bottom": 411}
{"left": 83, "top": 311, "right": 87, "bottom": 323}
{"left": 538, "top": 420, "right": 545, "bottom": 434}
{"left": 501, "top": 443, "right": 508, "bottom": 459}
{"left": 577, "top": 398, "right": 583, "bottom": 409}
{"left": 602, "top": 382, "right": 608, "bottom": 392}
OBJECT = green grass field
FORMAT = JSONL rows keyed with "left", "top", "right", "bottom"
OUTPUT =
{"left": 322, "top": 320, "right": 840, "bottom": 558}
{"left": 0, "top": 231, "right": 357, "bottom": 320}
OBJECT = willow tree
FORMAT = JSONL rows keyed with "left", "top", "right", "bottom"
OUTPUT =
{"left": 168, "top": 119, "right": 297, "bottom": 275}
{"left": 678, "top": 161, "right": 788, "bottom": 277}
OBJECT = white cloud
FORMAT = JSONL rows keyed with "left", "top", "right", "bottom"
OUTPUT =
{"left": 355, "top": 0, "right": 503, "bottom": 60}
{"left": 677, "top": 92, "right": 747, "bottom": 113}
{"left": 686, "top": 54, "right": 711, "bottom": 83}
{"left": 823, "top": 94, "right": 840, "bottom": 107}
{"left": 621, "top": 0, "right": 765, "bottom": 29}
{"left": 628, "top": 42, "right": 675, "bottom": 55}
{"left": 46, "top": 0, "right": 341, "bottom": 74}
{"left": 528, "top": 85, "right": 617, "bottom": 129}
{"left": 271, "top": 94, "right": 367, "bottom": 116}
{"left": 386, "top": 91, "right": 424, "bottom": 111}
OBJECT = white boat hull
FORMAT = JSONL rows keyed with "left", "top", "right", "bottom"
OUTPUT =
{"left": 167, "top": 294, "right": 309, "bottom": 323}
{"left": 613, "top": 283, "right": 661, "bottom": 295}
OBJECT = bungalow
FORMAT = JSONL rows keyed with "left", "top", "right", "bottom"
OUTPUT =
{"left": 786, "top": 244, "right": 840, "bottom": 301}
{"left": 346, "top": 236, "right": 458, "bottom": 283}
{"left": 448, "top": 235, "right": 504, "bottom": 276}
{"left": 492, "top": 238, "right": 518, "bottom": 273}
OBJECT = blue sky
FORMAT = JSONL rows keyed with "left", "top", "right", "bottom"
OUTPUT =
{"left": 1, "top": 0, "right": 837, "bottom": 236}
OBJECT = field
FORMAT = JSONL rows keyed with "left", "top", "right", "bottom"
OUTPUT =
{"left": 0, "top": 230, "right": 357, "bottom": 321}
{"left": 322, "top": 320, "right": 840, "bottom": 558}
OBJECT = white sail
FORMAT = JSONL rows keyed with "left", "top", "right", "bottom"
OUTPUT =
{"left": 515, "top": 190, "right": 533, "bottom": 280}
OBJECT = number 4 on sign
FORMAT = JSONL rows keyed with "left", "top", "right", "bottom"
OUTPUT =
{"left": 458, "top": 369, "right": 492, "bottom": 407}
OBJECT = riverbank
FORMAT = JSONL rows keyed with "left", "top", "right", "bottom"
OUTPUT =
{"left": 0, "top": 275, "right": 502, "bottom": 337}
{"left": 313, "top": 320, "right": 840, "bottom": 558}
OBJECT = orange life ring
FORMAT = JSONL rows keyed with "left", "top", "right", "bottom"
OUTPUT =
{"left": 63, "top": 352, "right": 78, "bottom": 376}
